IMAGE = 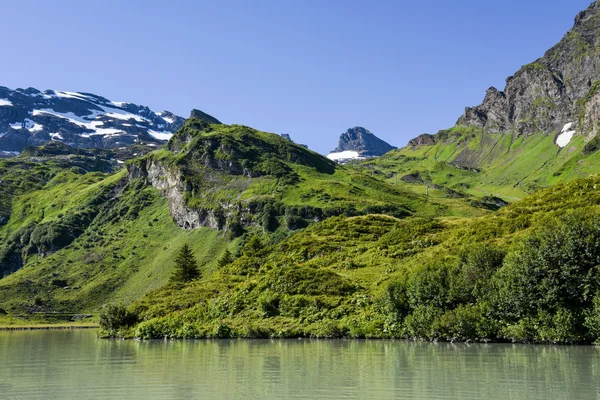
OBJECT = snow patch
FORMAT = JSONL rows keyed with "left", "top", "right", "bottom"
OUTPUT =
{"left": 161, "top": 114, "right": 175, "bottom": 124}
{"left": 327, "top": 150, "right": 362, "bottom": 161}
{"left": 103, "top": 111, "right": 147, "bottom": 122}
{"left": 0, "top": 99, "right": 13, "bottom": 107}
{"left": 148, "top": 130, "right": 172, "bottom": 141}
{"left": 557, "top": 122, "right": 576, "bottom": 148}
{"left": 55, "top": 91, "right": 93, "bottom": 101}
{"left": 33, "top": 109, "right": 124, "bottom": 136}
{"left": 10, "top": 118, "right": 44, "bottom": 132}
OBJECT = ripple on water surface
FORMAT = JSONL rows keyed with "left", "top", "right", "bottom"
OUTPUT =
{"left": 1, "top": 330, "right": 600, "bottom": 400}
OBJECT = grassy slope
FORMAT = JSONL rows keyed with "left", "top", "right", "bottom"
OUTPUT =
{"left": 123, "top": 174, "right": 600, "bottom": 341}
{"left": 145, "top": 122, "right": 487, "bottom": 220}
{"left": 371, "top": 126, "right": 600, "bottom": 201}
{"left": 0, "top": 123, "right": 486, "bottom": 324}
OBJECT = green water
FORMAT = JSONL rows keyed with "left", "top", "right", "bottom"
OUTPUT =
{"left": 1, "top": 330, "right": 600, "bottom": 399}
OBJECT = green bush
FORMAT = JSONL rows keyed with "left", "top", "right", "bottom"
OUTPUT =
{"left": 493, "top": 214, "right": 600, "bottom": 321}
{"left": 584, "top": 293, "right": 600, "bottom": 342}
{"left": 258, "top": 292, "right": 280, "bottom": 317}
{"left": 99, "top": 305, "right": 138, "bottom": 332}
{"left": 403, "top": 305, "right": 443, "bottom": 339}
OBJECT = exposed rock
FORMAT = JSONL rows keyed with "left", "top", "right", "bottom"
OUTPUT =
{"left": 333, "top": 126, "right": 396, "bottom": 156}
{"left": 0, "top": 86, "right": 191, "bottom": 153}
{"left": 328, "top": 127, "right": 396, "bottom": 162}
{"left": 408, "top": 133, "right": 437, "bottom": 147}
{"left": 189, "top": 109, "right": 221, "bottom": 124}
{"left": 470, "top": 196, "right": 510, "bottom": 211}
{"left": 456, "top": 1, "right": 600, "bottom": 138}
{"left": 128, "top": 160, "right": 224, "bottom": 230}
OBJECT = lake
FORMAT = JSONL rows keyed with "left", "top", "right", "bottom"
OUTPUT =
{"left": 1, "top": 330, "right": 599, "bottom": 399}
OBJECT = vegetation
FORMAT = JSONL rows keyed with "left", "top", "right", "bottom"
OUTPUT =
{"left": 368, "top": 125, "right": 600, "bottom": 201}
{"left": 108, "top": 175, "right": 600, "bottom": 343}
{"left": 171, "top": 245, "right": 200, "bottom": 283}
{"left": 3, "top": 120, "right": 600, "bottom": 344}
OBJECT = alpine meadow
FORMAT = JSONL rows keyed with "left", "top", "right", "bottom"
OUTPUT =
{"left": 3, "top": 1, "right": 600, "bottom": 350}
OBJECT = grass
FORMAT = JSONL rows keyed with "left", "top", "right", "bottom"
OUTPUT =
{"left": 0, "top": 122, "right": 486, "bottom": 324}
{"left": 113, "top": 174, "right": 600, "bottom": 341}
{"left": 369, "top": 126, "right": 600, "bottom": 201}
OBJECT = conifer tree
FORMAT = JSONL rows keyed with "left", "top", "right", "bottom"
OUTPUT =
{"left": 217, "top": 249, "right": 233, "bottom": 268}
{"left": 171, "top": 244, "right": 200, "bottom": 283}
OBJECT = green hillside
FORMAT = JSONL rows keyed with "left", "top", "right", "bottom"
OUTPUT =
{"left": 0, "top": 120, "right": 485, "bottom": 324}
{"left": 368, "top": 125, "right": 600, "bottom": 201}
{"left": 107, "top": 174, "right": 600, "bottom": 343}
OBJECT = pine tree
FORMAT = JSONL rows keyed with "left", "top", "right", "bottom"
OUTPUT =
{"left": 171, "top": 244, "right": 200, "bottom": 283}
{"left": 217, "top": 249, "right": 233, "bottom": 268}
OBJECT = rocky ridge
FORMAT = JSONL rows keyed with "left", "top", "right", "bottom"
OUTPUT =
{"left": 0, "top": 86, "right": 196, "bottom": 153}
{"left": 455, "top": 1, "right": 600, "bottom": 141}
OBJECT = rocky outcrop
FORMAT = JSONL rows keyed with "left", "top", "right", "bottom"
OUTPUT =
{"left": 408, "top": 133, "right": 437, "bottom": 147}
{"left": 333, "top": 126, "right": 396, "bottom": 156}
{"left": 456, "top": 1, "right": 600, "bottom": 138}
{"left": 189, "top": 109, "right": 221, "bottom": 124}
{"left": 128, "top": 160, "right": 226, "bottom": 230}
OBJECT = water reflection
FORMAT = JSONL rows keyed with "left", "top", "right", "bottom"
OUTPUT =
{"left": 1, "top": 331, "right": 599, "bottom": 399}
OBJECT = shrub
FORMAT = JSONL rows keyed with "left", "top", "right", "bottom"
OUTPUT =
{"left": 584, "top": 293, "right": 600, "bottom": 342}
{"left": 258, "top": 292, "right": 280, "bottom": 317}
{"left": 403, "top": 305, "right": 443, "bottom": 340}
{"left": 99, "top": 305, "right": 138, "bottom": 332}
{"left": 493, "top": 214, "right": 600, "bottom": 321}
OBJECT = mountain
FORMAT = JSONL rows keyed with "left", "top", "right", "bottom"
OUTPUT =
{"left": 4, "top": 3, "right": 600, "bottom": 344}
{"left": 0, "top": 115, "right": 485, "bottom": 322}
{"left": 0, "top": 86, "right": 208, "bottom": 153}
{"left": 327, "top": 127, "right": 396, "bottom": 162}
{"left": 374, "top": 1, "right": 600, "bottom": 200}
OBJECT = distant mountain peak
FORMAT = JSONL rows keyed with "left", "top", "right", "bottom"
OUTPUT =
{"left": 0, "top": 86, "right": 190, "bottom": 153}
{"left": 327, "top": 126, "right": 396, "bottom": 162}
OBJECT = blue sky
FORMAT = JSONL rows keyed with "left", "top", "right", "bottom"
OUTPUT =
{"left": 0, "top": 0, "right": 592, "bottom": 153}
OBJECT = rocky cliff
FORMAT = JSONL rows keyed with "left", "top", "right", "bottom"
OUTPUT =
{"left": 456, "top": 1, "right": 600, "bottom": 140}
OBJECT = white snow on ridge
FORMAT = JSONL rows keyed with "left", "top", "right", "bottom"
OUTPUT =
{"left": 33, "top": 109, "right": 124, "bottom": 136}
{"left": 0, "top": 99, "right": 13, "bottom": 107}
{"left": 557, "top": 122, "right": 576, "bottom": 148}
{"left": 55, "top": 91, "right": 93, "bottom": 101}
{"left": 10, "top": 118, "right": 44, "bottom": 132}
{"left": 160, "top": 112, "right": 175, "bottom": 124}
{"left": 103, "top": 111, "right": 147, "bottom": 122}
{"left": 327, "top": 150, "right": 362, "bottom": 161}
{"left": 149, "top": 130, "right": 172, "bottom": 141}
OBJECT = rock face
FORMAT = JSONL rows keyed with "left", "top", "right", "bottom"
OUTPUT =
{"left": 456, "top": 1, "right": 600, "bottom": 138}
{"left": 280, "top": 133, "right": 309, "bottom": 149}
{"left": 189, "top": 109, "right": 221, "bottom": 124}
{"left": 0, "top": 87, "right": 214, "bottom": 153}
{"left": 128, "top": 159, "right": 226, "bottom": 230}
{"left": 328, "top": 127, "right": 396, "bottom": 162}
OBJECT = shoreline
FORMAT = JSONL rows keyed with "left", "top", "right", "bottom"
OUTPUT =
{"left": 0, "top": 324, "right": 99, "bottom": 331}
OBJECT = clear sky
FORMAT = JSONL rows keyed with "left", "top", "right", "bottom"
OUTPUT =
{"left": 0, "top": 0, "right": 593, "bottom": 153}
